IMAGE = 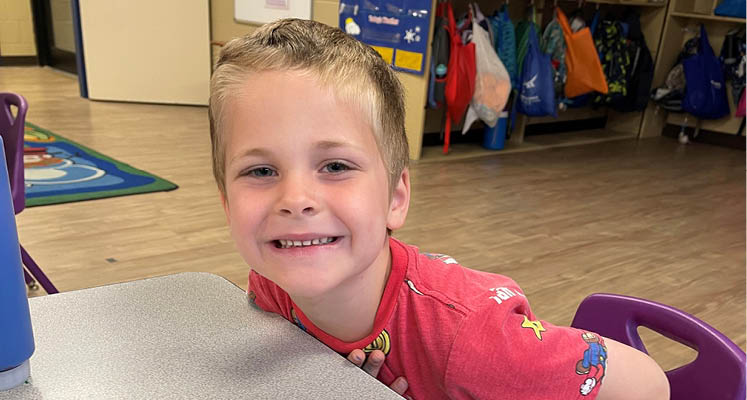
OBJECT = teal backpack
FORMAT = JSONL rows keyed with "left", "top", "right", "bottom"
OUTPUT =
{"left": 490, "top": 5, "right": 518, "bottom": 89}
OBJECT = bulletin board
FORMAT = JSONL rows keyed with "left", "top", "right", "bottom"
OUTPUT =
{"left": 339, "top": 0, "right": 432, "bottom": 75}
{"left": 234, "top": 0, "right": 312, "bottom": 25}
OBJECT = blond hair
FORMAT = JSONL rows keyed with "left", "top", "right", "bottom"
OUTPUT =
{"left": 209, "top": 18, "right": 409, "bottom": 196}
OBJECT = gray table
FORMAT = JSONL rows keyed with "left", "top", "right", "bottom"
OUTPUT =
{"left": 0, "top": 272, "right": 401, "bottom": 399}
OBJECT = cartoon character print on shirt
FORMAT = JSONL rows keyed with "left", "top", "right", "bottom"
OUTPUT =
{"left": 363, "top": 330, "right": 391, "bottom": 356}
{"left": 520, "top": 315, "right": 546, "bottom": 341}
{"left": 576, "top": 332, "right": 608, "bottom": 396}
{"left": 248, "top": 290, "right": 260, "bottom": 310}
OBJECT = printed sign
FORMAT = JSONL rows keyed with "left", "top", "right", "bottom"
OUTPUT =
{"left": 339, "top": 0, "right": 432, "bottom": 75}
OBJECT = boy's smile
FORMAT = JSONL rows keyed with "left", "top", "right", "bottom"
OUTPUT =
{"left": 221, "top": 70, "right": 409, "bottom": 309}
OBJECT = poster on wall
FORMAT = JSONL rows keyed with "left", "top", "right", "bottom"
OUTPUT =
{"left": 339, "top": 0, "right": 432, "bottom": 75}
{"left": 235, "top": 0, "right": 311, "bottom": 25}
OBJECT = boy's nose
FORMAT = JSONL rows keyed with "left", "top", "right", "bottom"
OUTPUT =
{"left": 276, "top": 175, "right": 318, "bottom": 217}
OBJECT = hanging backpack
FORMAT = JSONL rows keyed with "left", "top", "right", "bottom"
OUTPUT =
{"left": 682, "top": 24, "right": 730, "bottom": 120}
{"left": 714, "top": 0, "right": 746, "bottom": 18}
{"left": 516, "top": 23, "right": 556, "bottom": 117}
{"left": 651, "top": 37, "right": 698, "bottom": 112}
{"left": 427, "top": 1, "right": 451, "bottom": 109}
{"left": 515, "top": 6, "right": 541, "bottom": 82}
{"left": 442, "top": 0, "right": 476, "bottom": 154}
{"left": 542, "top": 11, "right": 567, "bottom": 102}
{"left": 557, "top": 7, "right": 608, "bottom": 98}
{"left": 592, "top": 19, "right": 631, "bottom": 107}
{"left": 618, "top": 11, "right": 654, "bottom": 112}
{"left": 720, "top": 28, "right": 746, "bottom": 105}
{"left": 491, "top": 5, "right": 518, "bottom": 90}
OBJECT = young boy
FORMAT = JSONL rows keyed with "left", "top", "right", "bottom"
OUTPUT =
{"left": 210, "top": 18, "right": 670, "bottom": 399}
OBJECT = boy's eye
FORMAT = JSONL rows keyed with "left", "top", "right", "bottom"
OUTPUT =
{"left": 246, "top": 167, "right": 276, "bottom": 177}
{"left": 322, "top": 162, "right": 350, "bottom": 173}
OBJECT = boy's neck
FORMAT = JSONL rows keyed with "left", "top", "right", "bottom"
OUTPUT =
{"left": 290, "top": 239, "right": 392, "bottom": 343}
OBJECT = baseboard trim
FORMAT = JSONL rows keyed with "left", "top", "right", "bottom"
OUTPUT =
{"left": 662, "top": 123, "right": 746, "bottom": 150}
{"left": 0, "top": 56, "right": 39, "bottom": 66}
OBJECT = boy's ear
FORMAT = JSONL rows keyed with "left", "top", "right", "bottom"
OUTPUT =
{"left": 386, "top": 167, "right": 411, "bottom": 231}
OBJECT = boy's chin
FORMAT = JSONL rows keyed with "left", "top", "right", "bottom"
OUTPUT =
{"left": 276, "top": 274, "right": 341, "bottom": 300}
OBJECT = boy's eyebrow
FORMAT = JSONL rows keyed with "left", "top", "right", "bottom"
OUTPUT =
{"left": 230, "top": 148, "right": 272, "bottom": 164}
{"left": 314, "top": 140, "right": 362, "bottom": 152}
{"left": 229, "top": 140, "right": 364, "bottom": 164}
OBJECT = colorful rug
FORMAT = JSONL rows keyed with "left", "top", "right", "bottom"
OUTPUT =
{"left": 23, "top": 122, "right": 177, "bottom": 207}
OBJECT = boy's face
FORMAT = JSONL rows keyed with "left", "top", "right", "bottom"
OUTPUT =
{"left": 221, "top": 70, "right": 409, "bottom": 300}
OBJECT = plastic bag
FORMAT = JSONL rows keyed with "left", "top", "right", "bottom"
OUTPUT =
{"left": 682, "top": 25, "right": 730, "bottom": 120}
{"left": 516, "top": 23, "right": 556, "bottom": 117}
{"left": 462, "top": 8, "right": 511, "bottom": 132}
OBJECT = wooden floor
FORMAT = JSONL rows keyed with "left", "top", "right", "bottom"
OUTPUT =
{"left": 2, "top": 67, "right": 745, "bottom": 370}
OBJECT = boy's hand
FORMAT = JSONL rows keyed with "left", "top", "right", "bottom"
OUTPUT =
{"left": 347, "top": 349, "right": 409, "bottom": 397}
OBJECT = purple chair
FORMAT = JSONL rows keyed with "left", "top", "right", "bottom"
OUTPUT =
{"left": 0, "top": 92, "right": 58, "bottom": 294}
{"left": 571, "top": 293, "right": 746, "bottom": 400}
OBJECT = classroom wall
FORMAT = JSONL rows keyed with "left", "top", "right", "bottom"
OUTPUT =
{"left": 210, "top": 0, "right": 256, "bottom": 67}
{"left": 0, "top": 0, "right": 37, "bottom": 56}
{"left": 210, "top": 0, "right": 433, "bottom": 160}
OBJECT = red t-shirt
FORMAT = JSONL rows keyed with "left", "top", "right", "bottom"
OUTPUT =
{"left": 249, "top": 237, "right": 607, "bottom": 399}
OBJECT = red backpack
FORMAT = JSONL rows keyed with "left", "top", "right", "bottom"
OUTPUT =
{"left": 443, "top": 1, "right": 476, "bottom": 154}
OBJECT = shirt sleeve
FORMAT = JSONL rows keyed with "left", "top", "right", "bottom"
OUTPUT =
{"left": 444, "top": 295, "right": 607, "bottom": 400}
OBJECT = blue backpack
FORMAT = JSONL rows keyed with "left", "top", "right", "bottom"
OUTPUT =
{"left": 715, "top": 0, "right": 746, "bottom": 18}
{"left": 682, "top": 25, "right": 730, "bottom": 120}
{"left": 516, "top": 24, "right": 556, "bottom": 117}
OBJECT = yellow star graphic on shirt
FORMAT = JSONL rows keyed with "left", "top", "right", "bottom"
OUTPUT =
{"left": 521, "top": 315, "right": 546, "bottom": 341}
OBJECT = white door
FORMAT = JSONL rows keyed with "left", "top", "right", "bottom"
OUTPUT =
{"left": 79, "top": 0, "right": 211, "bottom": 105}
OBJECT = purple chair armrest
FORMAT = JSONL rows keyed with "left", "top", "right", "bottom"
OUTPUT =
{"left": 571, "top": 293, "right": 746, "bottom": 400}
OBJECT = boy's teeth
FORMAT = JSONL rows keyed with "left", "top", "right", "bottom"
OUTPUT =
{"left": 278, "top": 237, "right": 335, "bottom": 248}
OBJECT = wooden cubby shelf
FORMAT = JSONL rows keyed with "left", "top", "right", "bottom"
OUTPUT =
{"left": 670, "top": 11, "right": 746, "bottom": 23}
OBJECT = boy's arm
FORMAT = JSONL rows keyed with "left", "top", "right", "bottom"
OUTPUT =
{"left": 596, "top": 337, "right": 670, "bottom": 400}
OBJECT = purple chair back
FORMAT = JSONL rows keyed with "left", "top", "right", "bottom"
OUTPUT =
{"left": 0, "top": 93, "right": 28, "bottom": 215}
{"left": 571, "top": 293, "right": 746, "bottom": 400}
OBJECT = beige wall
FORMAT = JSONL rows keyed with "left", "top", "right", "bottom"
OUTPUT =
{"left": 0, "top": 0, "right": 37, "bottom": 56}
{"left": 210, "top": 0, "right": 433, "bottom": 159}
{"left": 210, "top": 0, "right": 257, "bottom": 67}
